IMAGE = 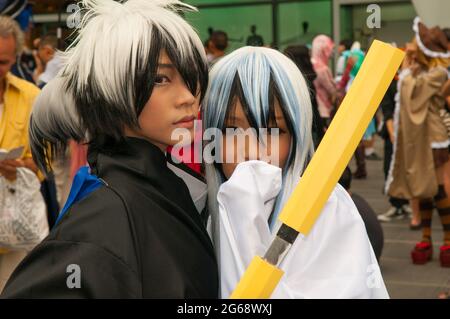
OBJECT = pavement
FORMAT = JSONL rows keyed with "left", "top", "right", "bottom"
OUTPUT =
{"left": 350, "top": 141, "right": 450, "bottom": 299}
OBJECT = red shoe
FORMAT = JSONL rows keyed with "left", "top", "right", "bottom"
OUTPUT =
{"left": 440, "top": 245, "right": 450, "bottom": 268}
{"left": 411, "top": 242, "right": 433, "bottom": 264}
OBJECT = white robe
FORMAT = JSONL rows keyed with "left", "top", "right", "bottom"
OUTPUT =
{"left": 216, "top": 160, "right": 389, "bottom": 299}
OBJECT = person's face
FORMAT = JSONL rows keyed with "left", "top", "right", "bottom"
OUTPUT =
{"left": 0, "top": 35, "right": 17, "bottom": 82}
{"left": 128, "top": 50, "right": 200, "bottom": 151}
{"left": 220, "top": 98, "right": 292, "bottom": 179}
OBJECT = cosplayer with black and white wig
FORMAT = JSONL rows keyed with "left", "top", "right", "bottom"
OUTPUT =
{"left": 2, "top": 0, "right": 218, "bottom": 299}
{"left": 203, "top": 46, "right": 389, "bottom": 298}
{"left": 30, "top": 0, "right": 208, "bottom": 175}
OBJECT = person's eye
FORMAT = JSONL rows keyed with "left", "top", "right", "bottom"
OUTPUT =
{"left": 155, "top": 75, "right": 170, "bottom": 85}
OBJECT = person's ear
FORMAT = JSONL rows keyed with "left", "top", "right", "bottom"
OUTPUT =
{"left": 44, "top": 47, "right": 54, "bottom": 58}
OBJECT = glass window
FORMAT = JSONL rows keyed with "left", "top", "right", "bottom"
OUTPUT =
{"left": 185, "top": 4, "right": 273, "bottom": 52}
{"left": 278, "top": 1, "right": 332, "bottom": 51}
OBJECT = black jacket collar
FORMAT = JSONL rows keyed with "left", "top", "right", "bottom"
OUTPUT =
{"left": 88, "top": 137, "right": 167, "bottom": 180}
{"left": 86, "top": 137, "right": 215, "bottom": 255}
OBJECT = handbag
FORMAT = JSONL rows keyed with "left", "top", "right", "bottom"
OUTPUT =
{"left": 0, "top": 167, "right": 49, "bottom": 251}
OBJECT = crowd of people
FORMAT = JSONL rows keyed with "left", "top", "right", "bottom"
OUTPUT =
{"left": 0, "top": 0, "right": 449, "bottom": 298}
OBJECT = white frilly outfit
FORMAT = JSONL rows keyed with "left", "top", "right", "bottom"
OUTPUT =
{"left": 216, "top": 161, "right": 389, "bottom": 299}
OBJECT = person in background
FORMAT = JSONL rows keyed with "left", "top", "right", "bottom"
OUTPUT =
{"left": 377, "top": 75, "right": 416, "bottom": 227}
{"left": 1, "top": 0, "right": 60, "bottom": 228}
{"left": 311, "top": 35, "right": 338, "bottom": 126}
{"left": 284, "top": 44, "right": 325, "bottom": 148}
{"left": 206, "top": 30, "right": 228, "bottom": 67}
{"left": 385, "top": 18, "right": 450, "bottom": 267}
{"left": 336, "top": 41, "right": 368, "bottom": 178}
{"left": 34, "top": 34, "right": 63, "bottom": 88}
{"left": 335, "top": 39, "right": 353, "bottom": 83}
{"left": 339, "top": 167, "right": 384, "bottom": 261}
{"left": 345, "top": 42, "right": 382, "bottom": 163}
{"left": 434, "top": 24, "right": 450, "bottom": 303}
{"left": 441, "top": 28, "right": 450, "bottom": 211}
{"left": 246, "top": 25, "right": 264, "bottom": 47}
{"left": 0, "top": 15, "right": 41, "bottom": 292}
{"left": 1, "top": 0, "right": 35, "bottom": 83}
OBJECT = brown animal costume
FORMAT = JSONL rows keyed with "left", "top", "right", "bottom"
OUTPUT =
{"left": 385, "top": 17, "right": 450, "bottom": 267}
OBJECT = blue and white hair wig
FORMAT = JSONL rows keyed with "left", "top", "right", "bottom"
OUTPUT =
{"left": 203, "top": 46, "right": 315, "bottom": 245}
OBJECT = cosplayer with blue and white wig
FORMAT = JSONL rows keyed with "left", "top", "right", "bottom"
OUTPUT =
{"left": 204, "top": 46, "right": 315, "bottom": 230}
{"left": 203, "top": 46, "right": 389, "bottom": 299}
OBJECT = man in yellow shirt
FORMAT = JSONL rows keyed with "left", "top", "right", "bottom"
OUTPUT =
{"left": 0, "top": 16, "right": 39, "bottom": 179}
{"left": 0, "top": 15, "right": 40, "bottom": 291}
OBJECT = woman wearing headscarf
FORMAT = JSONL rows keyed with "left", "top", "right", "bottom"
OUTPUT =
{"left": 311, "top": 35, "right": 338, "bottom": 125}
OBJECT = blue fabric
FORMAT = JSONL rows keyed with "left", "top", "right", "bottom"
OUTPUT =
{"left": 15, "top": 4, "right": 33, "bottom": 31}
{"left": 55, "top": 166, "right": 103, "bottom": 226}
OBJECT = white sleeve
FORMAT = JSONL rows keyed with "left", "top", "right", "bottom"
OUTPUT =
{"left": 217, "top": 161, "right": 282, "bottom": 298}
{"left": 217, "top": 161, "right": 389, "bottom": 299}
{"left": 272, "top": 184, "right": 389, "bottom": 299}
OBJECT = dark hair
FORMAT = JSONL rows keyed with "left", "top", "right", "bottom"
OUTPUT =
{"left": 284, "top": 45, "right": 317, "bottom": 85}
{"left": 66, "top": 28, "right": 208, "bottom": 152}
{"left": 210, "top": 31, "right": 228, "bottom": 51}
{"left": 338, "top": 166, "right": 352, "bottom": 190}
{"left": 340, "top": 39, "right": 353, "bottom": 51}
{"left": 39, "top": 34, "right": 58, "bottom": 50}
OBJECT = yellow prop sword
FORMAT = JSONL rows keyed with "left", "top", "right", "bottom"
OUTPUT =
{"left": 230, "top": 40, "right": 405, "bottom": 299}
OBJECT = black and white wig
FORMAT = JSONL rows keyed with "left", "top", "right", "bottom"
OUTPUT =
{"left": 30, "top": 0, "right": 208, "bottom": 174}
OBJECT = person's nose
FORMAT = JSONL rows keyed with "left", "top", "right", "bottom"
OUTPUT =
{"left": 176, "top": 82, "right": 196, "bottom": 110}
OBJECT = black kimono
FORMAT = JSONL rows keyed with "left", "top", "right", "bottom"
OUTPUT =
{"left": 1, "top": 138, "right": 218, "bottom": 298}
